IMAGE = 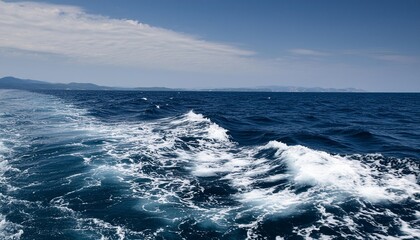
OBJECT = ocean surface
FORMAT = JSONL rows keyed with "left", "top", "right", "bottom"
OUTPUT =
{"left": 0, "top": 89, "right": 419, "bottom": 240}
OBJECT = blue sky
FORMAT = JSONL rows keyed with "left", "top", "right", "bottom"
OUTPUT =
{"left": 0, "top": 0, "right": 419, "bottom": 91}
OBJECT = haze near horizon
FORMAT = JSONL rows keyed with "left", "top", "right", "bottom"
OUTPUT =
{"left": 0, "top": 0, "right": 419, "bottom": 92}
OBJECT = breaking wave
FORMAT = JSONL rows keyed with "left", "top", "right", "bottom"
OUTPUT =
{"left": 0, "top": 90, "right": 418, "bottom": 239}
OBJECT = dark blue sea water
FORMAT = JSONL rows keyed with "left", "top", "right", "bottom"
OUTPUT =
{"left": 0, "top": 89, "right": 419, "bottom": 239}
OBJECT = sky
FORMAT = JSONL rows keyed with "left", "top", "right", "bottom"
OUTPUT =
{"left": 0, "top": 0, "right": 419, "bottom": 91}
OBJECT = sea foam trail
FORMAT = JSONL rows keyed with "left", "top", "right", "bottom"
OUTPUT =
{"left": 90, "top": 108, "right": 419, "bottom": 238}
{"left": 0, "top": 90, "right": 419, "bottom": 239}
{"left": 0, "top": 93, "right": 26, "bottom": 239}
{"left": 0, "top": 143, "right": 22, "bottom": 239}
{"left": 0, "top": 90, "right": 115, "bottom": 239}
{"left": 159, "top": 112, "right": 419, "bottom": 203}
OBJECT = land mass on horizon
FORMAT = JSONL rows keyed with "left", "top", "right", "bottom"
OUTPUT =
{"left": 0, "top": 76, "right": 364, "bottom": 92}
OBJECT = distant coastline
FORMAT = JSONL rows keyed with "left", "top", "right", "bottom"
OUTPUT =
{"left": 0, "top": 76, "right": 365, "bottom": 92}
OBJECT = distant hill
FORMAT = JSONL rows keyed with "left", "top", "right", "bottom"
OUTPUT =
{"left": 0, "top": 76, "right": 114, "bottom": 90}
{"left": 0, "top": 76, "right": 364, "bottom": 92}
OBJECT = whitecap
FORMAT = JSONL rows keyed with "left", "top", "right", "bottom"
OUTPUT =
{"left": 264, "top": 140, "right": 420, "bottom": 203}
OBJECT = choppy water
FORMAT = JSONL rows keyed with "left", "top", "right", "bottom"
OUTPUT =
{"left": 0, "top": 89, "right": 419, "bottom": 239}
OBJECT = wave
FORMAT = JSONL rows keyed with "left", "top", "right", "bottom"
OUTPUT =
{"left": 0, "top": 90, "right": 419, "bottom": 239}
{"left": 86, "top": 108, "right": 419, "bottom": 239}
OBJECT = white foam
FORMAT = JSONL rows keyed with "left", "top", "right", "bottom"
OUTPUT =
{"left": 400, "top": 219, "right": 420, "bottom": 238}
{"left": 0, "top": 214, "right": 23, "bottom": 240}
{"left": 185, "top": 110, "right": 207, "bottom": 122}
{"left": 91, "top": 109, "right": 419, "bottom": 229}
{"left": 264, "top": 140, "right": 420, "bottom": 202}
{"left": 90, "top": 218, "right": 126, "bottom": 240}
{"left": 207, "top": 123, "right": 229, "bottom": 141}
{"left": 0, "top": 159, "right": 10, "bottom": 178}
{"left": 0, "top": 142, "right": 16, "bottom": 191}
{"left": 262, "top": 173, "right": 290, "bottom": 182}
{"left": 0, "top": 141, "right": 7, "bottom": 154}
{"left": 239, "top": 188, "right": 301, "bottom": 211}
{"left": 3, "top": 89, "right": 415, "bottom": 239}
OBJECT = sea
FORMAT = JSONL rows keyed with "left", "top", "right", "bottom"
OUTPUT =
{"left": 0, "top": 89, "right": 419, "bottom": 240}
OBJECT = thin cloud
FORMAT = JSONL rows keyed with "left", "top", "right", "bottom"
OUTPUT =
{"left": 0, "top": 0, "right": 267, "bottom": 73}
{"left": 289, "top": 48, "right": 330, "bottom": 57}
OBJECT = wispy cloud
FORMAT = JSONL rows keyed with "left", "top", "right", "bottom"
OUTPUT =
{"left": 0, "top": 0, "right": 266, "bottom": 73}
{"left": 289, "top": 48, "right": 330, "bottom": 57}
